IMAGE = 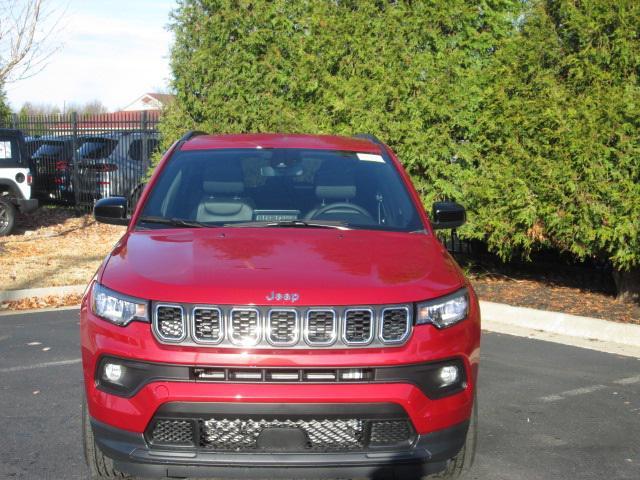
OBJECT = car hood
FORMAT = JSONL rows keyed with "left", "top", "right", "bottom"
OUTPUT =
{"left": 100, "top": 228, "right": 466, "bottom": 305}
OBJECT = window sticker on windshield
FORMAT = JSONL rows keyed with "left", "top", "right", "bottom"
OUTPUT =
{"left": 0, "top": 141, "right": 11, "bottom": 159}
{"left": 357, "top": 153, "right": 385, "bottom": 163}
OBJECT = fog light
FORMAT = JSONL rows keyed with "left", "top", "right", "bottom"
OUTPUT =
{"left": 439, "top": 365, "right": 459, "bottom": 387}
{"left": 104, "top": 363, "right": 124, "bottom": 383}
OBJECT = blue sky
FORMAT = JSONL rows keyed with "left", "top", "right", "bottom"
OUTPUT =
{"left": 5, "top": 0, "right": 176, "bottom": 111}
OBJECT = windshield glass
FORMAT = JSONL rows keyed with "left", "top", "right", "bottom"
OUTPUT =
{"left": 139, "top": 148, "right": 423, "bottom": 231}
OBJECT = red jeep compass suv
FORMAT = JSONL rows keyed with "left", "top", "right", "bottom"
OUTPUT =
{"left": 81, "top": 132, "right": 480, "bottom": 479}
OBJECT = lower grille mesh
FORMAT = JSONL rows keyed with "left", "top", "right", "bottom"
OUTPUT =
{"left": 148, "top": 416, "right": 414, "bottom": 452}
{"left": 200, "top": 418, "right": 364, "bottom": 451}
{"left": 150, "top": 419, "right": 194, "bottom": 446}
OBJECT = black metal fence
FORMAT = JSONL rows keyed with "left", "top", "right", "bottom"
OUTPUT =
{"left": 0, "top": 111, "right": 160, "bottom": 210}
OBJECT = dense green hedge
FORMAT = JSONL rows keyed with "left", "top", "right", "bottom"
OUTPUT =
{"left": 160, "top": 0, "right": 640, "bottom": 299}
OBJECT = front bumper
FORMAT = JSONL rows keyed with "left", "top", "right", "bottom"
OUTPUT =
{"left": 92, "top": 413, "right": 468, "bottom": 479}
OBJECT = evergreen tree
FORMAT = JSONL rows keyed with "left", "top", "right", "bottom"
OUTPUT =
{"left": 161, "top": 0, "right": 640, "bottom": 301}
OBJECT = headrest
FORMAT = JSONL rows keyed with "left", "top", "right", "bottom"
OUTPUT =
{"left": 314, "top": 165, "right": 356, "bottom": 200}
{"left": 203, "top": 180, "right": 244, "bottom": 195}
{"left": 202, "top": 200, "right": 247, "bottom": 216}
{"left": 315, "top": 185, "right": 356, "bottom": 200}
{"left": 202, "top": 162, "right": 244, "bottom": 195}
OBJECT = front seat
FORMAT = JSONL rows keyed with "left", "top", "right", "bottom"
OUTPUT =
{"left": 195, "top": 165, "right": 253, "bottom": 223}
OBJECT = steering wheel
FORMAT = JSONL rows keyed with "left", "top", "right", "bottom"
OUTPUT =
{"left": 308, "top": 202, "right": 373, "bottom": 220}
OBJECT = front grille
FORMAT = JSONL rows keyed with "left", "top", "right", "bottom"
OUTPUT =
{"left": 369, "top": 420, "right": 412, "bottom": 446}
{"left": 193, "top": 307, "right": 223, "bottom": 343}
{"left": 155, "top": 305, "right": 185, "bottom": 341}
{"left": 150, "top": 419, "right": 194, "bottom": 446}
{"left": 267, "top": 310, "right": 298, "bottom": 345}
{"left": 343, "top": 309, "right": 373, "bottom": 344}
{"left": 148, "top": 416, "right": 415, "bottom": 452}
{"left": 380, "top": 308, "right": 410, "bottom": 343}
{"left": 305, "top": 310, "right": 336, "bottom": 345}
{"left": 151, "top": 303, "right": 413, "bottom": 348}
{"left": 230, "top": 309, "right": 259, "bottom": 346}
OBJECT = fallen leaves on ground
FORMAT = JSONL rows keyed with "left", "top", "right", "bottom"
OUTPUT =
{"left": 472, "top": 275, "right": 640, "bottom": 325}
{"left": 1, "top": 293, "right": 83, "bottom": 311}
{"left": 0, "top": 207, "right": 125, "bottom": 291}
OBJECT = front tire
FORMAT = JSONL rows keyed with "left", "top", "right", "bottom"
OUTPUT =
{"left": 82, "top": 400, "right": 130, "bottom": 479}
{"left": 0, "top": 198, "right": 16, "bottom": 236}
{"left": 428, "top": 396, "right": 477, "bottom": 479}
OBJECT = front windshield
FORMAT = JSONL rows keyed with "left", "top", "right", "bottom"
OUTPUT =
{"left": 138, "top": 148, "right": 423, "bottom": 231}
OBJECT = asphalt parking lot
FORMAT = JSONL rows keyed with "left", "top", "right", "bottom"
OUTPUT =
{"left": 0, "top": 309, "right": 638, "bottom": 479}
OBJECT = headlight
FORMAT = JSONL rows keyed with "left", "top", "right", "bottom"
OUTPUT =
{"left": 416, "top": 288, "right": 469, "bottom": 328}
{"left": 91, "top": 283, "right": 148, "bottom": 326}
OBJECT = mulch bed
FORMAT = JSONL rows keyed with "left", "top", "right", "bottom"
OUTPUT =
{"left": 472, "top": 276, "right": 639, "bottom": 325}
{"left": 463, "top": 249, "right": 640, "bottom": 325}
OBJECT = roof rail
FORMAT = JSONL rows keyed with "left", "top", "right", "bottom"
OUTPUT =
{"left": 353, "top": 133, "right": 383, "bottom": 145}
{"left": 179, "top": 130, "right": 207, "bottom": 142}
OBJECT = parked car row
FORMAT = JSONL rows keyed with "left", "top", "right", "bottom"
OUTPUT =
{"left": 25, "top": 131, "right": 159, "bottom": 206}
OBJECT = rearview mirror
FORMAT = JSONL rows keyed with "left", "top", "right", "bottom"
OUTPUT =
{"left": 431, "top": 201, "right": 466, "bottom": 230}
{"left": 94, "top": 197, "right": 128, "bottom": 225}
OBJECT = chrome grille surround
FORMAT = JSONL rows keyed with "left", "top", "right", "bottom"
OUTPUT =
{"left": 192, "top": 307, "right": 224, "bottom": 344}
{"left": 379, "top": 307, "right": 411, "bottom": 344}
{"left": 153, "top": 304, "right": 186, "bottom": 343}
{"left": 342, "top": 308, "right": 374, "bottom": 345}
{"left": 152, "top": 303, "right": 412, "bottom": 349}
{"left": 304, "top": 309, "right": 337, "bottom": 346}
{"left": 229, "top": 308, "right": 260, "bottom": 346}
{"left": 266, "top": 309, "right": 299, "bottom": 346}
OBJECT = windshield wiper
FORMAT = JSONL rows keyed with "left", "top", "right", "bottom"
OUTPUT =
{"left": 225, "top": 220, "right": 351, "bottom": 230}
{"left": 138, "top": 216, "right": 213, "bottom": 228}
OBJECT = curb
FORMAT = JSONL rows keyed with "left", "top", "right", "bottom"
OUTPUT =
{"left": 0, "top": 284, "right": 86, "bottom": 303}
{"left": 480, "top": 300, "right": 640, "bottom": 348}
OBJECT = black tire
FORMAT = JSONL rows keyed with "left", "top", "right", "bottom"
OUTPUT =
{"left": 82, "top": 400, "right": 131, "bottom": 479}
{"left": 427, "top": 396, "right": 478, "bottom": 480}
{"left": 0, "top": 197, "right": 16, "bottom": 236}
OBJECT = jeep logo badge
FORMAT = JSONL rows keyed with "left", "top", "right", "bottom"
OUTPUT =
{"left": 266, "top": 291, "right": 300, "bottom": 303}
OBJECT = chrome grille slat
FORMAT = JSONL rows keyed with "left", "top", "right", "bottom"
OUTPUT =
{"left": 267, "top": 309, "right": 298, "bottom": 345}
{"left": 193, "top": 307, "right": 223, "bottom": 344}
{"left": 343, "top": 309, "right": 374, "bottom": 345}
{"left": 152, "top": 304, "right": 412, "bottom": 348}
{"left": 229, "top": 308, "right": 260, "bottom": 346}
{"left": 380, "top": 307, "right": 410, "bottom": 344}
{"left": 305, "top": 309, "right": 337, "bottom": 346}
{"left": 154, "top": 305, "right": 186, "bottom": 342}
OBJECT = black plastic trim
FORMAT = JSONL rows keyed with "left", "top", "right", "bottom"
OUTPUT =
{"left": 353, "top": 133, "right": 383, "bottom": 146}
{"left": 179, "top": 130, "right": 207, "bottom": 142}
{"left": 95, "top": 355, "right": 467, "bottom": 400}
{"left": 90, "top": 416, "right": 467, "bottom": 479}
{"left": 156, "top": 401, "right": 406, "bottom": 419}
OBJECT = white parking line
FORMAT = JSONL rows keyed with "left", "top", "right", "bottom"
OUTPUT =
{"left": 540, "top": 385, "right": 608, "bottom": 402}
{"left": 614, "top": 375, "right": 640, "bottom": 385}
{"left": 0, "top": 358, "right": 81, "bottom": 373}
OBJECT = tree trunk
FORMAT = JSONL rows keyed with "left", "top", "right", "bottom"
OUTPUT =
{"left": 612, "top": 267, "right": 640, "bottom": 304}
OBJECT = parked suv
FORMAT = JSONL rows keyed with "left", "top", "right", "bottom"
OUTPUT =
{"left": 0, "top": 129, "right": 38, "bottom": 235}
{"left": 76, "top": 131, "right": 159, "bottom": 202}
{"left": 82, "top": 133, "right": 480, "bottom": 479}
{"left": 30, "top": 135, "right": 83, "bottom": 203}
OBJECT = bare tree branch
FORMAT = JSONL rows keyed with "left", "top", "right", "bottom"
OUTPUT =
{"left": 0, "top": 0, "right": 63, "bottom": 84}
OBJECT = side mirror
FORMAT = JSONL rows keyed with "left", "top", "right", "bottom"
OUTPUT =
{"left": 432, "top": 201, "right": 466, "bottom": 230}
{"left": 94, "top": 197, "right": 129, "bottom": 225}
